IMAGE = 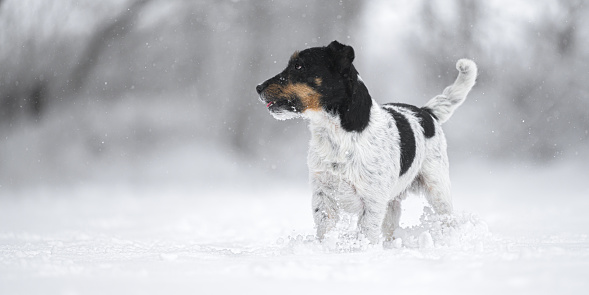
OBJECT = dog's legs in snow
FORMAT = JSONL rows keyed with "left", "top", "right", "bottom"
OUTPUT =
{"left": 382, "top": 197, "right": 403, "bottom": 241}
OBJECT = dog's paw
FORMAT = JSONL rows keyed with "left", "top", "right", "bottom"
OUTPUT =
{"left": 456, "top": 59, "right": 476, "bottom": 74}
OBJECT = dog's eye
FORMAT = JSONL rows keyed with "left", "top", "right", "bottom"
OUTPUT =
{"left": 294, "top": 63, "right": 303, "bottom": 70}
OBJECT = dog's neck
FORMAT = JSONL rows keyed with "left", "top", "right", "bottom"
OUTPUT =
{"left": 336, "top": 67, "right": 372, "bottom": 133}
{"left": 304, "top": 65, "right": 373, "bottom": 133}
{"left": 305, "top": 99, "right": 384, "bottom": 166}
{"left": 305, "top": 97, "right": 380, "bottom": 136}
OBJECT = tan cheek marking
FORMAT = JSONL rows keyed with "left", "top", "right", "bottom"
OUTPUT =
{"left": 265, "top": 83, "right": 283, "bottom": 96}
{"left": 314, "top": 77, "right": 322, "bottom": 86}
{"left": 283, "top": 83, "right": 322, "bottom": 111}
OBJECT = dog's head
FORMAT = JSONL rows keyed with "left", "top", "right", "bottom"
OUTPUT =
{"left": 256, "top": 40, "right": 372, "bottom": 131}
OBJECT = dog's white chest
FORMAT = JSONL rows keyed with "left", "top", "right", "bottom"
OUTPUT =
{"left": 306, "top": 108, "right": 399, "bottom": 202}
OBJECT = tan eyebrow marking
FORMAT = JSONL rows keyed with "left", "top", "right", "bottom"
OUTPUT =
{"left": 314, "top": 77, "right": 322, "bottom": 86}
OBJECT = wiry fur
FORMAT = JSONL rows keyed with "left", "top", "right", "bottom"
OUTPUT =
{"left": 256, "top": 41, "right": 477, "bottom": 244}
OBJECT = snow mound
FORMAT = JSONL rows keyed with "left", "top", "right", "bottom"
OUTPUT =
{"left": 394, "top": 210, "right": 491, "bottom": 251}
{"left": 321, "top": 212, "right": 372, "bottom": 252}
{"left": 277, "top": 232, "right": 374, "bottom": 254}
{"left": 277, "top": 213, "right": 372, "bottom": 254}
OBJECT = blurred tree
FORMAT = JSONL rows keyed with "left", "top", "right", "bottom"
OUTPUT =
{"left": 228, "top": 0, "right": 273, "bottom": 153}
{"left": 413, "top": 0, "right": 481, "bottom": 88}
{"left": 499, "top": 0, "right": 588, "bottom": 160}
{"left": 1, "top": 0, "right": 366, "bottom": 160}
{"left": 69, "top": 0, "right": 153, "bottom": 96}
{"left": 0, "top": 0, "right": 135, "bottom": 122}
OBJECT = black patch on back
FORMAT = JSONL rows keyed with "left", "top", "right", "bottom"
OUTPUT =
{"left": 421, "top": 107, "right": 438, "bottom": 120}
{"left": 385, "top": 103, "right": 436, "bottom": 138}
{"left": 385, "top": 108, "right": 415, "bottom": 176}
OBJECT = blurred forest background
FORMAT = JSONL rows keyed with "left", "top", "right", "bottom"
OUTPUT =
{"left": 0, "top": 0, "right": 587, "bottom": 188}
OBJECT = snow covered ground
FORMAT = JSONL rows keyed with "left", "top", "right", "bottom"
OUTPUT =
{"left": 1, "top": 158, "right": 588, "bottom": 295}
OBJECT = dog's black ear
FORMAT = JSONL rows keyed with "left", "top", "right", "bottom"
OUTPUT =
{"left": 327, "top": 40, "right": 355, "bottom": 76}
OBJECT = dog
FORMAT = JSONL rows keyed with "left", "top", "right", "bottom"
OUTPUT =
{"left": 256, "top": 41, "right": 477, "bottom": 244}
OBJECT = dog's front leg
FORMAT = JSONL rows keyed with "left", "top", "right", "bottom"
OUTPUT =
{"left": 311, "top": 175, "right": 339, "bottom": 240}
{"left": 312, "top": 190, "right": 338, "bottom": 240}
{"left": 358, "top": 197, "right": 388, "bottom": 244}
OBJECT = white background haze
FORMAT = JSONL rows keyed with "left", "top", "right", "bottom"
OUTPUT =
{"left": 1, "top": 0, "right": 588, "bottom": 294}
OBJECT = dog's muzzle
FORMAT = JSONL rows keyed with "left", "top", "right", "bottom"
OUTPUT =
{"left": 255, "top": 83, "right": 264, "bottom": 95}
{"left": 256, "top": 83, "right": 274, "bottom": 107}
{"left": 256, "top": 83, "right": 266, "bottom": 103}
{"left": 256, "top": 81, "right": 302, "bottom": 121}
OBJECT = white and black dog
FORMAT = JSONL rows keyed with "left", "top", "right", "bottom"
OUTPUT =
{"left": 256, "top": 41, "right": 477, "bottom": 244}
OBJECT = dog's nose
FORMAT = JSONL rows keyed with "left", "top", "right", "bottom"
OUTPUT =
{"left": 256, "top": 84, "right": 264, "bottom": 94}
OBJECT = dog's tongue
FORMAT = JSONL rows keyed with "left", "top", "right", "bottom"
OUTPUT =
{"left": 266, "top": 102, "right": 273, "bottom": 108}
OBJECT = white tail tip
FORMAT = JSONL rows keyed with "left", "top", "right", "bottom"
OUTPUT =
{"left": 456, "top": 59, "right": 477, "bottom": 77}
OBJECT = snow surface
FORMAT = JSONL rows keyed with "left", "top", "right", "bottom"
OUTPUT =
{"left": 1, "top": 159, "right": 588, "bottom": 295}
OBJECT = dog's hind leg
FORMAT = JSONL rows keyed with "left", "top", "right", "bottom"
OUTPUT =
{"left": 382, "top": 196, "right": 403, "bottom": 241}
{"left": 419, "top": 154, "right": 453, "bottom": 215}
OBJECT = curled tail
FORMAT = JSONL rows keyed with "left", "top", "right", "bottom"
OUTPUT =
{"left": 423, "top": 59, "right": 478, "bottom": 124}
